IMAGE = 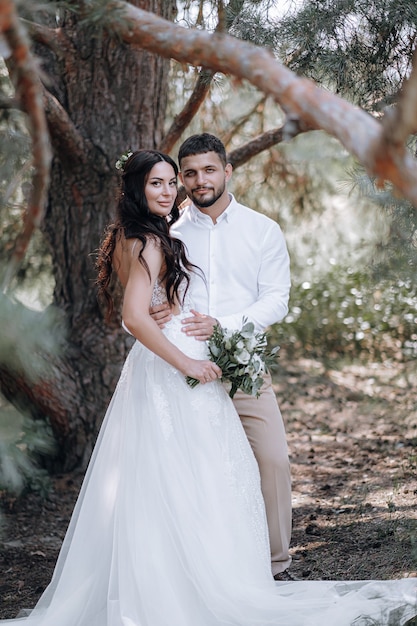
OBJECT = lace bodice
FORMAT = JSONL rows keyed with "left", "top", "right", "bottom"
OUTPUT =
{"left": 122, "top": 278, "right": 189, "bottom": 335}
{"left": 151, "top": 278, "right": 189, "bottom": 309}
{"left": 150, "top": 279, "right": 168, "bottom": 307}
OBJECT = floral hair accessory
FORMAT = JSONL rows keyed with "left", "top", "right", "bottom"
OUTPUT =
{"left": 115, "top": 150, "right": 133, "bottom": 171}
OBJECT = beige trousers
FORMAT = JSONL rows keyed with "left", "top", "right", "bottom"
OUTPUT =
{"left": 231, "top": 374, "right": 292, "bottom": 576}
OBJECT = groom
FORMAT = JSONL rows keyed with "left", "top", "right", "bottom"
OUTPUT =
{"left": 152, "top": 133, "right": 293, "bottom": 580}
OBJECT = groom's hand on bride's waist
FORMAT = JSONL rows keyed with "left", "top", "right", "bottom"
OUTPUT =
{"left": 181, "top": 310, "right": 218, "bottom": 342}
{"left": 150, "top": 303, "right": 173, "bottom": 328}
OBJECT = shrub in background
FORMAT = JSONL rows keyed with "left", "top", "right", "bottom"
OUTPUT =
{"left": 0, "top": 292, "right": 64, "bottom": 499}
{"left": 271, "top": 265, "right": 417, "bottom": 362}
{"left": 0, "top": 401, "right": 56, "bottom": 498}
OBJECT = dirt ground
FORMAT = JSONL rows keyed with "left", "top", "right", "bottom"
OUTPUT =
{"left": 1, "top": 356, "right": 417, "bottom": 620}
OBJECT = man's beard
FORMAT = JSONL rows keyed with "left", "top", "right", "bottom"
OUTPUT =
{"left": 190, "top": 182, "right": 225, "bottom": 208}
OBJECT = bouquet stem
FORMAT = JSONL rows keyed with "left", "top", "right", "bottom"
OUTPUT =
{"left": 185, "top": 376, "right": 200, "bottom": 389}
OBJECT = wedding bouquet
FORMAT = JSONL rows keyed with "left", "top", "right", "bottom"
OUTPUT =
{"left": 186, "top": 319, "right": 279, "bottom": 399}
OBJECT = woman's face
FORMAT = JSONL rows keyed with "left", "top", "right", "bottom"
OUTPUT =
{"left": 145, "top": 161, "right": 177, "bottom": 217}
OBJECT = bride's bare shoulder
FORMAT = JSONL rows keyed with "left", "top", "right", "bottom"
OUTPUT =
{"left": 114, "top": 235, "right": 164, "bottom": 286}
{"left": 113, "top": 234, "right": 139, "bottom": 286}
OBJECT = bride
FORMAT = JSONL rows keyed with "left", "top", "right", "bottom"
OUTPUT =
{"left": 2, "top": 150, "right": 416, "bottom": 626}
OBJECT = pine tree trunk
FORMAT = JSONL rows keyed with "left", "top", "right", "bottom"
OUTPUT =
{"left": 1, "top": 1, "right": 174, "bottom": 471}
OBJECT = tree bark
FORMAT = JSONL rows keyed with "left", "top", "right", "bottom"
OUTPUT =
{"left": 0, "top": 0, "right": 174, "bottom": 470}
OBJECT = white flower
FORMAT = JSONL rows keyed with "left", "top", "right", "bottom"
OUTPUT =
{"left": 244, "top": 335, "right": 258, "bottom": 351}
{"left": 115, "top": 150, "right": 133, "bottom": 170}
{"left": 223, "top": 328, "right": 234, "bottom": 351}
{"left": 235, "top": 348, "right": 251, "bottom": 365}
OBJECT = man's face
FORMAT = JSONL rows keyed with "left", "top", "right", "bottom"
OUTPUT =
{"left": 179, "top": 151, "right": 232, "bottom": 209}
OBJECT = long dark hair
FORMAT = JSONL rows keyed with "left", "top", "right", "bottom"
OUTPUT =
{"left": 96, "top": 149, "right": 195, "bottom": 319}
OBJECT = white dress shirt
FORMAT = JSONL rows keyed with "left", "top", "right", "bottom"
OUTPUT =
{"left": 172, "top": 194, "right": 291, "bottom": 332}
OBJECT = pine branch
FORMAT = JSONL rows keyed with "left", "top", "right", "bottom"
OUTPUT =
{"left": 0, "top": 0, "right": 52, "bottom": 291}
{"left": 382, "top": 47, "right": 417, "bottom": 145}
{"left": 0, "top": 364, "right": 74, "bottom": 444}
{"left": 0, "top": 86, "right": 89, "bottom": 170}
{"left": 159, "top": 68, "right": 215, "bottom": 153}
{"left": 111, "top": 0, "right": 417, "bottom": 208}
{"left": 227, "top": 118, "right": 312, "bottom": 168}
{"left": 20, "top": 16, "right": 87, "bottom": 163}
{"left": 222, "top": 96, "right": 267, "bottom": 148}
{"left": 159, "top": 2, "right": 237, "bottom": 155}
{"left": 21, "top": 18, "right": 64, "bottom": 56}
{"left": 43, "top": 89, "right": 89, "bottom": 165}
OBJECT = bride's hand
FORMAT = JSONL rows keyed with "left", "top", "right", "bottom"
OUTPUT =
{"left": 183, "top": 358, "right": 222, "bottom": 384}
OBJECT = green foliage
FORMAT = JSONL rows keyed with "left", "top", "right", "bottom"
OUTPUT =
{"left": 0, "top": 62, "right": 31, "bottom": 203}
{"left": 0, "top": 402, "right": 56, "bottom": 497}
{"left": 376, "top": 198, "right": 417, "bottom": 280}
{"left": 0, "top": 291, "right": 64, "bottom": 378}
{"left": 0, "top": 293, "right": 65, "bottom": 496}
{"left": 226, "top": 1, "right": 281, "bottom": 47}
{"left": 187, "top": 320, "right": 279, "bottom": 398}
{"left": 345, "top": 160, "right": 417, "bottom": 283}
{"left": 271, "top": 265, "right": 417, "bottom": 362}
{"left": 180, "top": 0, "right": 281, "bottom": 47}
{"left": 276, "top": 0, "right": 417, "bottom": 112}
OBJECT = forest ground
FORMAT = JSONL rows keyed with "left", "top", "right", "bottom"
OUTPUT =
{"left": 1, "top": 356, "right": 417, "bottom": 619}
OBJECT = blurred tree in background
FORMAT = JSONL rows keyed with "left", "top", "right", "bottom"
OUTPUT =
{"left": 1, "top": 0, "right": 417, "bottom": 491}
{"left": 276, "top": 0, "right": 417, "bottom": 277}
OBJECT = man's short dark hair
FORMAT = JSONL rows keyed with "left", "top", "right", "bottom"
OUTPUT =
{"left": 178, "top": 133, "right": 227, "bottom": 167}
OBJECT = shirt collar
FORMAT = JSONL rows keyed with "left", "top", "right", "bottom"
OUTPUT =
{"left": 189, "top": 193, "right": 238, "bottom": 225}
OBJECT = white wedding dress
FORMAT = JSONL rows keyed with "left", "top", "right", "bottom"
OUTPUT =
{"left": 2, "top": 282, "right": 416, "bottom": 626}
